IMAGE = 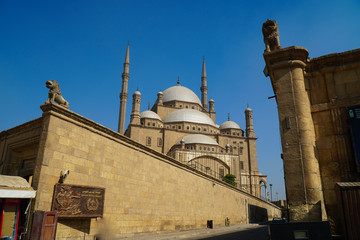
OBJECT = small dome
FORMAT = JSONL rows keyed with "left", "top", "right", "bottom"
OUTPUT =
{"left": 245, "top": 107, "right": 252, "bottom": 112}
{"left": 164, "top": 109, "right": 216, "bottom": 127}
{"left": 162, "top": 85, "right": 202, "bottom": 106}
{"left": 209, "top": 98, "right": 214, "bottom": 103}
{"left": 140, "top": 110, "right": 162, "bottom": 121}
{"left": 133, "top": 90, "right": 141, "bottom": 96}
{"left": 220, "top": 121, "right": 241, "bottom": 130}
{"left": 175, "top": 134, "right": 218, "bottom": 146}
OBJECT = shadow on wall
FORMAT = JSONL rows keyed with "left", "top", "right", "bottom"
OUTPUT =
{"left": 58, "top": 219, "right": 91, "bottom": 234}
{"left": 248, "top": 204, "right": 268, "bottom": 223}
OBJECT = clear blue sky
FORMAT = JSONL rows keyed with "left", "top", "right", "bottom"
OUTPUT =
{"left": 1, "top": 0, "right": 359, "bottom": 200}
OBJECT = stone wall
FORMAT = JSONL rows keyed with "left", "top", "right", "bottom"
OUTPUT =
{"left": 264, "top": 45, "right": 360, "bottom": 235}
{"left": 0, "top": 118, "right": 43, "bottom": 180}
{"left": 306, "top": 49, "right": 360, "bottom": 233}
{"left": 28, "top": 104, "right": 281, "bottom": 239}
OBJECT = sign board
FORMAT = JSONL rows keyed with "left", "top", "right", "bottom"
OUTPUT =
{"left": 348, "top": 105, "right": 360, "bottom": 172}
{"left": 51, "top": 184, "right": 105, "bottom": 218}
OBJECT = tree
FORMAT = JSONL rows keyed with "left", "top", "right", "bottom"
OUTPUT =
{"left": 223, "top": 174, "right": 237, "bottom": 187}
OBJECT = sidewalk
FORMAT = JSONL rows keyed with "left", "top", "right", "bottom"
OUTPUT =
{"left": 113, "top": 223, "right": 266, "bottom": 240}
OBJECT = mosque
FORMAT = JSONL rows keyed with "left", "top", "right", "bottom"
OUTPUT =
{"left": 117, "top": 43, "right": 267, "bottom": 198}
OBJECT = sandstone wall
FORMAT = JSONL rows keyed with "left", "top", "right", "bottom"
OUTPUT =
{"left": 32, "top": 104, "right": 280, "bottom": 239}
{"left": 306, "top": 49, "right": 360, "bottom": 233}
{"left": 264, "top": 45, "right": 360, "bottom": 235}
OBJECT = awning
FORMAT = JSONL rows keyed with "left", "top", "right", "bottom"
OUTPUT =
{"left": 0, "top": 175, "right": 36, "bottom": 198}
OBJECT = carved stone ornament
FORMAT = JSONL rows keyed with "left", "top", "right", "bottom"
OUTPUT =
{"left": 262, "top": 19, "right": 282, "bottom": 52}
{"left": 45, "top": 80, "right": 70, "bottom": 108}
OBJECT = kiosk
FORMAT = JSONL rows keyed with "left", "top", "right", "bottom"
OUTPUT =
{"left": 0, "top": 175, "right": 36, "bottom": 240}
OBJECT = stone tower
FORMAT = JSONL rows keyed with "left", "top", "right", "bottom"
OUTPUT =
{"left": 200, "top": 57, "right": 208, "bottom": 111}
{"left": 245, "top": 106, "right": 255, "bottom": 138}
{"left": 130, "top": 90, "right": 141, "bottom": 125}
{"left": 157, "top": 91, "right": 163, "bottom": 106}
{"left": 262, "top": 20, "right": 326, "bottom": 221}
{"left": 208, "top": 98, "right": 215, "bottom": 122}
{"left": 244, "top": 106, "right": 259, "bottom": 195}
{"left": 118, "top": 42, "right": 130, "bottom": 134}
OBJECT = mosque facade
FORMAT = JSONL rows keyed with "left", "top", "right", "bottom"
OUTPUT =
{"left": 118, "top": 44, "right": 267, "bottom": 198}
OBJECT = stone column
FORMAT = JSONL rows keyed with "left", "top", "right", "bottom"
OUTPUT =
{"left": 264, "top": 47, "right": 327, "bottom": 221}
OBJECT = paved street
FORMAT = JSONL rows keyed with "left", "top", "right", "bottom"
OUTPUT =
{"left": 115, "top": 223, "right": 269, "bottom": 240}
{"left": 194, "top": 225, "right": 268, "bottom": 240}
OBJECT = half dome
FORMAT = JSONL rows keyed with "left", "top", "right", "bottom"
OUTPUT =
{"left": 140, "top": 110, "right": 162, "bottom": 121}
{"left": 220, "top": 121, "right": 241, "bottom": 130}
{"left": 162, "top": 85, "right": 202, "bottom": 106}
{"left": 163, "top": 109, "right": 216, "bottom": 127}
{"left": 176, "top": 134, "right": 218, "bottom": 145}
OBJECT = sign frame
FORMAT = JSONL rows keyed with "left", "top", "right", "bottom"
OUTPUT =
{"left": 51, "top": 183, "right": 105, "bottom": 218}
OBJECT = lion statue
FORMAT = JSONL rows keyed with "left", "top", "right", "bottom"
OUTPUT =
{"left": 45, "top": 80, "right": 70, "bottom": 108}
{"left": 262, "top": 19, "right": 281, "bottom": 52}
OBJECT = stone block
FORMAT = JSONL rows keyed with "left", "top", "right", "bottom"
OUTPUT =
{"left": 283, "top": 159, "right": 303, "bottom": 174}
{"left": 346, "top": 81, "right": 360, "bottom": 97}
{"left": 286, "top": 188, "right": 306, "bottom": 204}
{"left": 309, "top": 76, "right": 328, "bottom": 104}
{"left": 288, "top": 204, "right": 309, "bottom": 222}
{"left": 306, "top": 188, "right": 323, "bottom": 204}
{"left": 316, "top": 136, "right": 333, "bottom": 149}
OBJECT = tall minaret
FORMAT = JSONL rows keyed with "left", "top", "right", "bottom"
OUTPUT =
{"left": 245, "top": 105, "right": 255, "bottom": 138}
{"left": 200, "top": 57, "right": 208, "bottom": 111}
{"left": 118, "top": 42, "right": 130, "bottom": 134}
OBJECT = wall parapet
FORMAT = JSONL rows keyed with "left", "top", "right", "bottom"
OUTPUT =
{"left": 39, "top": 103, "right": 279, "bottom": 207}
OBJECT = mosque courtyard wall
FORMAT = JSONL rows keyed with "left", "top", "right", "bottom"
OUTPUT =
{"left": 0, "top": 103, "right": 281, "bottom": 239}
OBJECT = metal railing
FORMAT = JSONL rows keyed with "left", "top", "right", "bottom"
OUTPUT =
{"left": 187, "top": 160, "right": 223, "bottom": 179}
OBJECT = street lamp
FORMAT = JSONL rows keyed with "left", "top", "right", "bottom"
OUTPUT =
{"left": 270, "top": 184, "right": 273, "bottom": 202}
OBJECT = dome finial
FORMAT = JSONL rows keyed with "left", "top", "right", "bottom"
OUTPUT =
{"left": 177, "top": 76, "right": 180, "bottom": 85}
{"left": 228, "top": 113, "right": 230, "bottom": 121}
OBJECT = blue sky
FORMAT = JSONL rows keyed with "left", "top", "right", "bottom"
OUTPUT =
{"left": 1, "top": 0, "right": 359, "bottom": 200}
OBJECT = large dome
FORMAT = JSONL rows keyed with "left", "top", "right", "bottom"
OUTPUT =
{"left": 220, "top": 121, "right": 241, "bottom": 130}
{"left": 164, "top": 109, "right": 216, "bottom": 127}
{"left": 176, "top": 134, "right": 218, "bottom": 145}
{"left": 140, "top": 110, "right": 162, "bottom": 121}
{"left": 162, "top": 85, "right": 202, "bottom": 106}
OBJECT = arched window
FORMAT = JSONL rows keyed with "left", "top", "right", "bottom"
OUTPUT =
{"left": 219, "top": 167, "right": 225, "bottom": 178}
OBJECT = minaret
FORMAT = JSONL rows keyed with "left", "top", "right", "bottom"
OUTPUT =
{"left": 208, "top": 98, "right": 215, "bottom": 122}
{"left": 157, "top": 91, "right": 163, "bottom": 106}
{"left": 245, "top": 105, "right": 258, "bottom": 195}
{"left": 118, "top": 42, "right": 130, "bottom": 134}
{"left": 130, "top": 90, "right": 141, "bottom": 125}
{"left": 245, "top": 105, "right": 255, "bottom": 137}
{"left": 200, "top": 57, "right": 208, "bottom": 111}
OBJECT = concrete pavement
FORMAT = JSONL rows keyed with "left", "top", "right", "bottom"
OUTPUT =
{"left": 113, "top": 223, "right": 268, "bottom": 240}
